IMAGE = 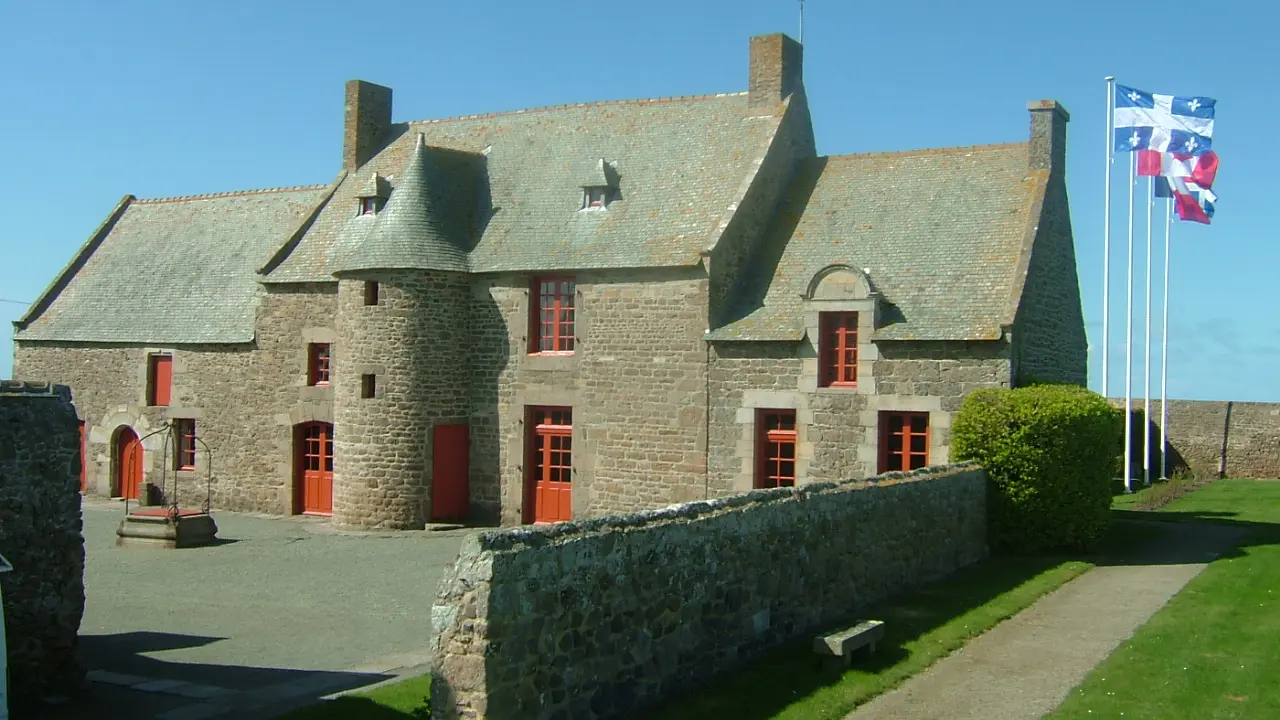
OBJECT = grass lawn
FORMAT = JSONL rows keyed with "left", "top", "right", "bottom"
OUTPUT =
{"left": 1049, "top": 479, "right": 1280, "bottom": 720}
{"left": 640, "top": 519, "right": 1165, "bottom": 720}
{"left": 276, "top": 674, "right": 432, "bottom": 719}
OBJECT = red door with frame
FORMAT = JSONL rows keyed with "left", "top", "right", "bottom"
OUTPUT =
{"left": 116, "top": 427, "right": 143, "bottom": 499}
{"left": 297, "top": 422, "right": 334, "bottom": 515}
{"left": 432, "top": 424, "right": 470, "bottom": 521}
{"left": 527, "top": 408, "right": 573, "bottom": 523}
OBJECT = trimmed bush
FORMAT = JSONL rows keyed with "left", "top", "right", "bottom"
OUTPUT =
{"left": 952, "top": 384, "right": 1123, "bottom": 554}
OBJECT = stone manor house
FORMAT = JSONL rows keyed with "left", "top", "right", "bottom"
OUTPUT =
{"left": 11, "top": 33, "right": 1086, "bottom": 530}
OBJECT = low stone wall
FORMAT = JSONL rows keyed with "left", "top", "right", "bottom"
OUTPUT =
{"left": 1110, "top": 398, "right": 1280, "bottom": 480}
{"left": 429, "top": 464, "right": 988, "bottom": 719}
{"left": 0, "top": 381, "right": 87, "bottom": 702}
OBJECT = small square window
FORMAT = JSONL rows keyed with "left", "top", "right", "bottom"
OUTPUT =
{"left": 359, "top": 197, "right": 379, "bottom": 215}
{"left": 361, "top": 374, "right": 377, "bottom": 399}
{"left": 364, "top": 281, "right": 380, "bottom": 306}
{"left": 879, "top": 411, "right": 930, "bottom": 473}
{"left": 584, "top": 187, "right": 608, "bottom": 209}
{"left": 307, "top": 343, "right": 331, "bottom": 386}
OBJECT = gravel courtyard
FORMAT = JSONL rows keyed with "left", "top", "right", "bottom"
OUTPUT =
{"left": 51, "top": 497, "right": 472, "bottom": 719}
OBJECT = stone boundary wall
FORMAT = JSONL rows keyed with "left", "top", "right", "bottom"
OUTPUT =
{"left": 429, "top": 464, "right": 988, "bottom": 719}
{"left": 0, "top": 380, "right": 87, "bottom": 703}
{"left": 1110, "top": 398, "right": 1280, "bottom": 480}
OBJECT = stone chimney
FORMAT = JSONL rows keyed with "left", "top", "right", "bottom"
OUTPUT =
{"left": 1028, "top": 100, "right": 1069, "bottom": 174}
{"left": 749, "top": 33, "right": 805, "bottom": 111}
{"left": 344, "top": 80, "right": 393, "bottom": 171}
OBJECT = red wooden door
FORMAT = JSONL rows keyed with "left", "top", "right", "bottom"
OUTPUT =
{"left": 116, "top": 427, "right": 143, "bottom": 499}
{"left": 298, "top": 423, "right": 334, "bottom": 515}
{"left": 529, "top": 408, "right": 573, "bottom": 523}
{"left": 432, "top": 424, "right": 470, "bottom": 521}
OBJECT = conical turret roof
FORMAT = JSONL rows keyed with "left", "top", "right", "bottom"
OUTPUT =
{"left": 331, "top": 134, "right": 471, "bottom": 274}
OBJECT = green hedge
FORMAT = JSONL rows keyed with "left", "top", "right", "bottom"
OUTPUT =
{"left": 952, "top": 384, "right": 1123, "bottom": 554}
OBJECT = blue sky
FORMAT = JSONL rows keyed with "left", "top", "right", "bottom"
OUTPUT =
{"left": 1, "top": 0, "right": 1274, "bottom": 401}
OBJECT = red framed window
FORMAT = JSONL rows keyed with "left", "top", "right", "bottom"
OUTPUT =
{"left": 307, "top": 343, "right": 331, "bottom": 386}
{"left": 303, "top": 423, "right": 334, "bottom": 474}
{"left": 755, "top": 409, "right": 797, "bottom": 489}
{"left": 879, "top": 411, "right": 929, "bottom": 473}
{"left": 147, "top": 354, "right": 173, "bottom": 406}
{"left": 174, "top": 419, "right": 197, "bottom": 471}
{"left": 531, "top": 277, "right": 576, "bottom": 353}
{"left": 819, "top": 312, "right": 858, "bottom": 387}
{"left": 527, "top": 407, "right": 573, "bottom": 523}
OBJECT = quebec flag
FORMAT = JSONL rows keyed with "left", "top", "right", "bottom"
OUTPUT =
{"left": 1114, "top": 84, "right": 1215, "bottom": 156}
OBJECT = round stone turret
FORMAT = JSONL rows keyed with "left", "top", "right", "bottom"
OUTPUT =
{"left": 329, "top": 133, "right": 472, "bottom": 530}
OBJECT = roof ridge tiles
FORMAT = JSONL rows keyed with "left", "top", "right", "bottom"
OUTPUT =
{"left": 406, "top": 91, "right": 748, "bottom": 127}
{"left": 133, "top": 183, "right": 330, "bottom": 205}
{"left": 824, "top": 141, "right": 1028, "bottom": 161}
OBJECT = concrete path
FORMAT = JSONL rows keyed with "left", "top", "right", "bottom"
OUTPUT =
{"left": 846, "top": 521, "right": 1246, "bottom": 720}
{"left": 36, "top": 496, "right": 471, "bottom": 720}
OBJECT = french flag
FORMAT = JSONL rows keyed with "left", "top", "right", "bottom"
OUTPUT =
{"left": 1155, "top": 175, "right": 1216, "bottom": 225}
{"left": 1138, "top": 149, "right": 1219, "bottom": 189}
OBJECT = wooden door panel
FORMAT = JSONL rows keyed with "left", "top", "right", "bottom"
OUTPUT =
{"left": 432, "top": 424, "right": 470, "bottom": 521}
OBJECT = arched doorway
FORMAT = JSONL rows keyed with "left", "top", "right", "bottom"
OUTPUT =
{"left": 294, "top": 422, "right": 333, "bottom": 515}
{"left": 114, "top": 427, "right": 143, "bottom": 500}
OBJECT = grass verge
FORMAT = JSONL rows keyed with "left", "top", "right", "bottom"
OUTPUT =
{"left": 276, "top": 674, "right": 432, "bottom": 719}
{"left": 1049, "top": 479, "right": 1280, "bottom": 720}
{"left": 642, "top": 519, "right": 1165, "bottom": 720}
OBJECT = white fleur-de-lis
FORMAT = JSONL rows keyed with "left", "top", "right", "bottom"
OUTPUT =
{"left": 1128, "top": 91, "right": 1141, "bottom": 103}
{"left": 1129, "top": 131, "right": 1142, "bottom": 148}
{"left": 1183, "top": 137, "right": 1199, "bottom": 153}
{"left": 1187, "top": 98, "right": 1201, "bottom": 112}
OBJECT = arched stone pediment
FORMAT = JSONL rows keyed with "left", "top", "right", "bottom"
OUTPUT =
{"left": 805, "top": 264, "right": 874, "bottom": 301}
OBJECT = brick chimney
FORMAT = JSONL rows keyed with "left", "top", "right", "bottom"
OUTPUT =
{"left": 344, "top": 80, "right": 393, "bottom": 171}
{"left": 1028, "top": 100, "right": 1069, "bottom": 174}
{"left": 748, "top": 33, "right": 805, "bottom": 111}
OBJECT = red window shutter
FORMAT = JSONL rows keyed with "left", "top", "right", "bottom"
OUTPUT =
{"left": 150, "top": 355, "right": 173, "bottom": 406}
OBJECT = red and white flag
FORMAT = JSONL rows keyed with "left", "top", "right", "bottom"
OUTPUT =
{"left": 1137, "top": 149, "right": 1219, "bottom": 188}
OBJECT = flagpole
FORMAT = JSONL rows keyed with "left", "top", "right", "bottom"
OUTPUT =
{"left": 1103, "top": 77, "right": 1115, "bottom": 400}
{"left": 1143, "top": 175, "right": 1153, "bottom": 486}
{"left": 1160, "top": 195, "right": 1172, "bottom": 480}
{"left": 1124, "top": 152, "right": 1135, "bottom": 493}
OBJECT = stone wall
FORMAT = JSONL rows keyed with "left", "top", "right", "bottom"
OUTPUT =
{"left": 1111, "top": 398, "right": 1280, "bottom": 480}
{"left": 333, "top": 271, "right": 471, "bottom": 530}
{"left": 473, "top": 267, "right": 711, "bottom": 526}
{"left": 0, "top": 381, "right": 87, "bottom": 703}
{"left": 12, "top": 282, "right": 339, "bottom": 516}
{"left": 707, "top": 339, "right": 1010, "bottom": 495}
{"left": 429, "top": 464, "right": 988, "bottom": 719}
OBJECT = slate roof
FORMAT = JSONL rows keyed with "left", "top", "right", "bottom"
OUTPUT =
{"left": 330, "top": 134, "right": 475, "bottom": 274}
{"left": 14, "top": 185, "right": 329, "bottom": 343}
{"left": 709, "top": 143, "right": 1038, "bottom": 342}
{"left": 265, "top": 92, "right": 782, "bottom": 282}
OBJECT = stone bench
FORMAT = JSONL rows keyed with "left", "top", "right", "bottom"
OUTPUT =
{"left": 813, "top": 619, "right": 885, "bottom": 671}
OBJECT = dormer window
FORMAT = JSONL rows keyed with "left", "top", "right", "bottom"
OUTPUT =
{"left": 356, "top": 172, "right": 390, "bottom": 217}
{"left": 578, "top": 158, "right": 619, "bottom": 211}
{"left": 584, "top": 186, "right": 608, "bottom": 209}
{"left": 359, "top": 197, "right": 379, "bottom": 216}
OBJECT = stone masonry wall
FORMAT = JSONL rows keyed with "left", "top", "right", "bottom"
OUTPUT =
{"left": 0, "top": 381, "right": 87, "bottom": 703}
{"left": 429, "top": 464, "right": 988, "bottom": 719}
{"left": 707, "top": 339, "right": 1010, "bottom": 496}
{"left": 12, "top": 282, "right": 339, "bottom": 515}
{"left": 1011, "top": 162, "right": 1088, "bottom": 387}
{"left": 1110, "top": 398, "right": 1280, "bottom": 480}
{"left": 470, "top": 267, "right": 710, "bottom": 526}
{"left": 333, "top": 271, "right": 471, "bottom": 530}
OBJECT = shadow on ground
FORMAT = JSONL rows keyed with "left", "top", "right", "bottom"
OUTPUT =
{"left": 635, "top": 511, "right": 1255, "bottom": 720}
{"left": 23, "top": 631, "right": 398, "bottom": 720}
